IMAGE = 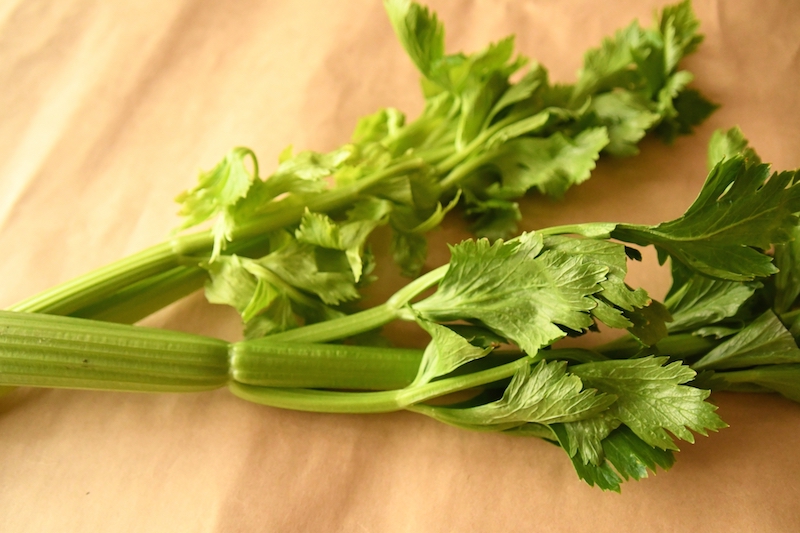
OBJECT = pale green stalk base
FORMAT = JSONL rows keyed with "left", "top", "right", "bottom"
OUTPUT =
{"left": 73, "top": 267, "right": 208, "bottom": 323}
{"left": 8, "top": 243, "right": 180, "bottom": 316}
{"left": 0, "top": 304, "right": 534, "bottom": 411}
{"left": 0, "top": 264, "right": 450, "bottom": 397}
{"left": 0, "top": 310, "right": 228, "bottom": 393}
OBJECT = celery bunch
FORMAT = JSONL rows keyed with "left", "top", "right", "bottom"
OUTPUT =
{"left": 5, "top": 128, "right": 800, "bottom": 491}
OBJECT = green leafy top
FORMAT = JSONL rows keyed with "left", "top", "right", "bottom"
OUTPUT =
{"left": 188, "top": 125, "right": 800, "bottom": 498}
{"left": 383, "top": 0, "right": 446, "bottom": 84}
{"left": 175, "top": 147, "right": 259, "bottom": 258}
{"left": 542, "top": 236, "right": 651, "bottom": 331}
{"left": 707, "top": 126, "right": 761, "bottom": 171}
{"left": 613, "top": 158, "right": 800, "bottom": 280}
{"left": 429, "top": 360, "right": 616, "bottom": 430}
{"left": 692, "top": 311, "right": 800, "bottom": 371}
{"left": 595, "top": 128, "right": 800, "bottom": 415}
{"left": 170, "top": 0, "right": 714, "bottom": 340}
{"left": 665, "top": 272, "right": 759, "bottom": 334}
{"left": 397, "top": 127, "right": 800, "bottom": 491}
{"left": 416, "top": 355, "right": 724, "bottom": 492}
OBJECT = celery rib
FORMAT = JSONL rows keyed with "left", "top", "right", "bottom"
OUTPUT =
{"left": 228, "top": 358, "right": 527, "bottom": 413}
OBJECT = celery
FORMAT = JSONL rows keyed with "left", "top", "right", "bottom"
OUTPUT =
{"left": 8, "top": 0, "right": 711, "bottom": 335}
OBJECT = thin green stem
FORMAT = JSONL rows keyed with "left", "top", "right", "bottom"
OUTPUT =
{"left": 537, "top": 222, "right": 617, "bottom": 238}
{"left": 438, "top": 151, "right": 498, "bottom": 191}
{"left": 780, "top": 309, "right": 800, "bottom": 328}
{"left": 538, "top": 348, "right": 610, "bottom": 364}
{"left": 69, "top": 232, "right": 276, "bottom": 324}
{"left": 419, "top": 128, "right": 457, "bottom": 153}
{"left": 434, "top": 115, "right": 514, "bottom": 177}
{"left": 228, "top": 357, "right": 528, "bottom": 413}
{"left": 408, "top": 144, "right": 456, "bottom": 166}
{"left": 256, "top": 264, "right": 449, "bottom": 344}
{"left": 72, "top": 267, "right": 208, "bottom": 323}
{"left": 385, "top": 264, "right": 449, "bottom": 308}
{"left": 596, "top": 332, "right": 719, "bottom": 361}
{"left": 410, "top": 403, "right": 555, "bottom": 437}
{"left": 257, "top": 304, "right": 400, "bottom": 344}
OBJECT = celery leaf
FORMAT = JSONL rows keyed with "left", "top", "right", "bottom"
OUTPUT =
{"left": 414, "top": 232, "right": 608, "bottom": 355}
{"left": 562, "top": 426, "right": 676, "bottom": 492}
{"left": 571, "top": 357, "right": 726, "bottom": 450}
{"left": 613, "top": 157, "right": 800, "bottom": 280}
{"left": 693, "top": 311, "right": 800, "bottom": 371}
{"left": 665, "top": 273, "right": 759, "bottom": 333}
{"left": 484, "top": 128, "right": 610, "bottom": 199}
{"left": 707, "top": 126, "right": 761, "bottom": 171}
{"left": 420, "top": 360, "right": 615, "bottom": 429}
{"left": 412, "top": 320, "right": 492, "bottom": 385}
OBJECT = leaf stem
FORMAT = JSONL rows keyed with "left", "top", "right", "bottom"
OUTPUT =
{"left": 434, "top": 115, "right": 515, "bottom": 177}
{"left": 228, "top": 356, "right": 529, "bottom": 413}
{"left": 257, "top": 304, "right": 400, "bottom": 344}
{"left": 596, "top": 332, "right": 720, "bottom": 361}
{"left": 72, "top": 267, "right": 208, "bottom": 323}
{"left": 537, "top": 222, "right": 617, "bottom": 238}
{"left": 438, "top": 151, "right": 498, "bottom": 191}
{"left": 254, "top": 264, "right": 449, "bottom": 344}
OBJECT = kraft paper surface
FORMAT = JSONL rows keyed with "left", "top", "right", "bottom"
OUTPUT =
{"left": 1, "top": 1, "right": 799, "bottom": 531}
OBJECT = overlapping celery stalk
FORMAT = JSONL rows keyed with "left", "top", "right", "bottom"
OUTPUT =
{"left": 3, "top": 128, "right": 800, "bottom": 491}
{"left": 8, "top": 0, "right": 713, "bottom": 339}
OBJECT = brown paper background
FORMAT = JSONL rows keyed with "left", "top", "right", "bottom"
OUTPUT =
{"left": 1, "top": 1, "right": 800, "bottom": 531}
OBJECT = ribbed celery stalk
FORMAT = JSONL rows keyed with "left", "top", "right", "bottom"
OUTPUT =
{"left": 0, "top": 310, "right": 229, "bottom": 392}
{"left": 0, "top": 308, "right": 526, "bottom": 402}
{"left": 230, "top": 342, "right": 422, "bottom": 390}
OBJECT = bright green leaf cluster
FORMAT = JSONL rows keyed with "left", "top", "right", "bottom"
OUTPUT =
{"left": 613, "top": 158, "right": 800, "bottom": 281}
{"left": 160, "top": 0, "right": 716, "bottom": 339}
{"left": 403, "top": 127, "right": 800, "bottom": 490}
{"left": 571, "top": 357, "right": 724, "bottom": 451}
{"left": 599, "top": 127, "right": 800, "bottom": 437}
{"left": 413, "top": 233, "right": 608, "bottom": 355}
